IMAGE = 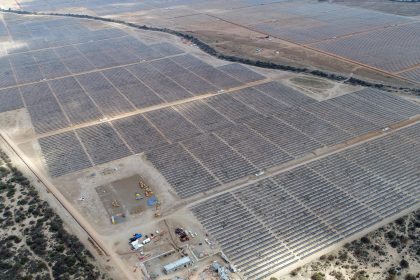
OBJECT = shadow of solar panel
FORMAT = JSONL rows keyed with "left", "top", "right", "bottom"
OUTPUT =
{"left": 146, "top": 143, "right": 220, "bottom": 198}
{"left": 20, "top": 82, "right": 69, "bottom": 133}
{"left": 273, "top": 166, "right": 380, "bottom": 237}
{"left": 329, "top": 93, "right": 406, "bottom": 126}
{"left": 116, "top": 36, "right": 148, "bottom": 53}
{"left": 49, "top": 77, "right": 103, "bottom": 124}
{"left": 234, "top": 179, "right": 339, "bottom": 258}
{"left": 307, "top": 154, "right": 415, "bottom": 218}
{"left": 311, "top": 22, "right": 420, "bottom": 72}
{"left": 191, "top": 192, "right": 296, "bottom": 279}
{"left": 230, "top": 87, "right": 290, "bottom": 114}
{"left": 170, "top": 54, "right": 204, "bottom": 69}
{"left": 215, "top": 125, "right": 293, "bottom": 170}
{"left": 149, "top": 42, "right": 184, "bottom": 56}
{"left": 0, "top": 87, "right": 23, "bottom": 113}
{"left": 254, "top": 81, "right": 316, "bottom": 107}
{"left": 340, "top": 143, "right": 420, "bottom": 197}
{"left": 302, "top": 100, "right": 379, "bottom": 136}
{"left": 243, "top": 115, "right": 322, "bottom": 157}
{"left": 31, "top": 49, "right": 59, "bottom": 64}
{"left": 183, "top": 133, "right": 258, "bottom": 183}
{"left": 39, "top": 60, "right": 70, "bottom": 79}
{"left": 112, "top": 114, "right": 169, "bottom": 153}
{"left": 103, "top": 67, "right": 164, "bottom": 109}
{"left": 39, "top": 131, "right": 92, "bottom": 177}
{"left": 150, "top": 59, "right": 218, "bottom": 95}
{"left": 54, "top": 46, "right": 95, "bottom": 73}
{"left": 0, "top": 67, "right": 16, "bottom": 87}
{"left": 175, "top": 101, "right": 234, "bottom": 132}
{"left": 353, "top": 88, "right": 420, "bottom": 118}
{"left": 205, "top": 94, "right": 261, "bottom": 121}
{"left": 14, "top": 64, "right": 44, "bottom": 84}
{"left": 369, "top": 134, "right": 420, "bottom": 165}
{"left": 189, "top": 63, "right": 243, "bottom": 89}
{"left": 81, "top": 49, "right": 119, "bottom": 68}
{"left": 217, "top": 63, "right": 265, "bottom": 83}
{"left": 145, "top": 107, "right": 201, "bottom": 142}
{"left": 76, "top": 72, "right": 135, "bottom": 117}
{"left": 400, "top": 68, "right": 420, "bottom": 83}
{"left": 77, "top": 123, "right": 131, "bottom": 165}
{"left": 275, "top": 108, "right": 352, "bottom": 146}
{"left": 103, "top": 49, "right": 139, "bottom": 65}
{"left": 9, "top": 52, "right": 37, "bottom": 68}
{"left": 397, "top": 123, "right": 420, "bottom": 141}
{"left": 127, "top": 63, "right": 193, "bottom": 102}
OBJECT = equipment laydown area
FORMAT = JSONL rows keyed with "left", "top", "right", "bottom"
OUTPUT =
{"left": 0, "top": 11, "right": 419, "bottom": 280}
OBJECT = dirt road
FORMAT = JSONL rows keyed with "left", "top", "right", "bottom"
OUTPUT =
{"left": 0, "top": 132, "right": 137, "bottom": 280}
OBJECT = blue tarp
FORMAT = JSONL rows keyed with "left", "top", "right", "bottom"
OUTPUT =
{"left": 147, "top": 195, "right": 158, "bottom": 206}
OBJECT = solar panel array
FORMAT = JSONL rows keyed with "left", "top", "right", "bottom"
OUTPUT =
{"left": 19, "top": 83, "right": 69, "bottom": 133}
{"left": 1, "top": 17, "right": 408, "bottom": 185}
{"left": 192, "top": 125, "right": 419, "bottom": 279}
{"left": 0, "top": 87, "right": 23, "bottom": 113}
{"left": 213, "top": 1, "right": 420, "bottom": 75}
{"left": 311, "top": 22, "right": 420, "bottom": 73}
{"left": 76, "top": 123, "right": 131, "bottom": 165}
{"left": 1, "top": 9, "right": 419, "bottom": 280}
{"left": 0, "top": 14, "right": 266, "bottom": 138}
{"left": 146, "top": 144, "right": 220, "bottom": 198}
{"left": 400, "top": 68, "right": 420, "bottom": 83}
{"left": 27, "top": 81, "right": 419, "bottom": 186}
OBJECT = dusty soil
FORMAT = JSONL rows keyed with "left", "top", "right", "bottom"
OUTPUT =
{"left": 286, "top": 75, "right": 360, "bottom": 100}
{"left": 112, "top": 9, "right": 419, "bottom": 89}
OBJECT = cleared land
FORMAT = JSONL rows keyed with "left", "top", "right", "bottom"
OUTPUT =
{"left": 0, "top": 4, "right": 419, "bottom": 280}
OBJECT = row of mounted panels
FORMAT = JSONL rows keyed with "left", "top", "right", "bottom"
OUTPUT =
{"left": 0, "top": 55, "right": 266, "bottom": 134}
{"left": 36, "top": 86, "right": 420, "bottom": 185}
{"left": 191, "top": 123, "right": 420, "bottom": 279}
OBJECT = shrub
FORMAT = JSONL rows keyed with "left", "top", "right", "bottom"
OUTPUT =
{"left": 400, "top": 259, "right": 409, "bottom": 269}
{"left": 387, "top": 231, "right": 396, "bottom": 239}
{"left": 405, "top": 274, "right": 416, "bottom": 280}
{"left": 312, "top": 272, "right": 325, "bottom": 280}
{"left": 395, "top": 217, "right": 405, "bottom": 226}
{"left": 361, "top": 236, "right": 370, "bottom": 244}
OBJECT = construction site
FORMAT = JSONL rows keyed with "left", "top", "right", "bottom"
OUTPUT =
{"left": 0, "top": 1, "right": 419, "bottom": 280}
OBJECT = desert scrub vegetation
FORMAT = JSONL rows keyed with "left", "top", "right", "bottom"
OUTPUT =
{"left": 0, "top": 149, "right": 108, "bottom": 279}
{"left": 287, "top": 209, "right": 420, "bottom": 279}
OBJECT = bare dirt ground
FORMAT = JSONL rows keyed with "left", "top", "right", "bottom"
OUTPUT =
{"left": 113, "top": 9, "right": 419, "bottom": 89}
{"left": 3, "top": 0, "right": 419, "bottom": 88}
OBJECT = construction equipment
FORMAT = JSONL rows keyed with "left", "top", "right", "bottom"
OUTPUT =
{"left": 175, "top": 228, "right": 190, "bottom": 242}
{"left": 112, "top": 200, "right": 120, "bottom": 208}
{"left": 129, "top": 233, "right": 143, "bottom": 242}
{"left": 138, "top": 178, "right": 154, "bottom": 197}
{"left": 155, "top": 201, "right": 161, "bottom": 218}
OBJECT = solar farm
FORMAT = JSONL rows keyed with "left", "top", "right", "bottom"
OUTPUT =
{"left": 0, "top": 1, "right": 420, "bottom": 279}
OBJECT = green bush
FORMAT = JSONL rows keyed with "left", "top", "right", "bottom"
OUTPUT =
{"left": 400, "top": 259, "right": 409, "bottom": 269}
{"left": 312, "top": 272, "right": 325, "bottom": 280}
{"left": 405, "top": 274, "right": 416, "bottom": 280}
